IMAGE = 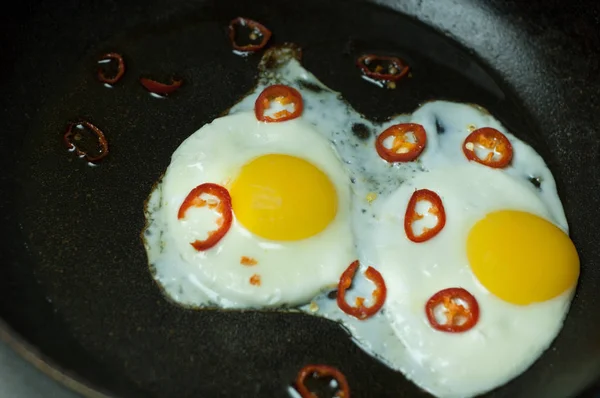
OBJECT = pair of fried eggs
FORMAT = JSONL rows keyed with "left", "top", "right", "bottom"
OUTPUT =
{"left": 143, "top": 50, "right": 579, "bottom": 398}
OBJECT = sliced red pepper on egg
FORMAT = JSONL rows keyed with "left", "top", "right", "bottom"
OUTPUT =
{"left": 336, "top": 260, "right": 387, "bottom": 320}
{"left": 178, "top": 183, "right": 233, "bottom": 251}
{"left": 97, "top": 53, "right": 125, "bottom": 85}
{"left": 462, "top": 127, "right": 513, "bottom": 168}
{"left": 425, "top": 288, "right": 480, "bottom": 333}
{"left": 375, "top": 123, "right": 427, "bottom": 162}
{"left": 295, "top": 364, "right": 350, "bottom": 398}
{"left": 404, "top": 189, "right": 446, "bottom": 243}
{"left": 254, "top": 84, "right": 303, "bottom": 122}
{"left": 228, "top": 17, "right": 272, "bottom": 52}
{"left": 140, "top": 77, "right": 183, "bottom": 95}
{"left": 356, "top": 54, "right": 409, "bottom": 82}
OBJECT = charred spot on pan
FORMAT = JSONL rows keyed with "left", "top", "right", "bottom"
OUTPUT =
{"left": 297, "top": 80, "right": 323, "bottom": 93}
{"left": 435, "top": 118, "right": 445, "bottom": 134}
{"left": 528, "top": 175, "right": 543, "bottom": 189}
{"left": 352, "top": 123, "right": 371, "bottom": 140}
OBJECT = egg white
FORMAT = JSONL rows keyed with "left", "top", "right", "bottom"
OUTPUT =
{"left": 144, "top": 111, "right": 355, "bottom": 308}
{"left": 370, "top": 164, "right": 574, "bottom": 398}
{"left": 412, "top": 101, "right": 567, "bottom": 230}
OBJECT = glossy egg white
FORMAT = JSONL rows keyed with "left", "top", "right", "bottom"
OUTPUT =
{"left": 144, "top": 111, "right": 355, "bottom": 308}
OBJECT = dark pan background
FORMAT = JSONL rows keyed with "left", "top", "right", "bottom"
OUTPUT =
{"left": 0, "top": 0, "right": 599, "bottom": 397}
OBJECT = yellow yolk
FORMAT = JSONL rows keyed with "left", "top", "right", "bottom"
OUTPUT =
{"left": 467, "top": 210, "right": 579, "bottom": 305}
{"left": 230, "top": 154, "right": 337, "bottom": 241}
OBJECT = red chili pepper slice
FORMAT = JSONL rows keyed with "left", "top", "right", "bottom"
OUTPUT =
{"left": 97, "top": 53, "right": 125, "bottom": 85}
{"left": 177, "top": 183, "right": 233, "bottom": 251}
{"left": 375, "top": 123, "right": 427, "bottom": 162}
{"left": 425, "top": 288, "right": 480, "bottom": 333}
{"left": 254, "top": 84, "right": 303, "bottom": 122}
{"left": 228, "top": 17, "right": 272, "bottom": 52}
{"left": 295, "top": 364, "right": 350, "bottom": 398}
{"left": 357, "top": 54, "right": 409, "bottom": 82}
{"left": 404, "top": 189, "right": 446, "bottom": 243}
{"left": 462, "top": 127, "right": 513, "bottom": 168}
{"left": 63, "top": 121, "right": 109, "bottom": 163}
{"left": 336, "top": 261, "right": 386, "bottom": 320}
{"left": 140, "top": 77, "right": 183, "bottom": 95}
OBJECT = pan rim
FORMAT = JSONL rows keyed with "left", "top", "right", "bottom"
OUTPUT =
{"left": 0, "top": 318, "right": 112, "bottom": 398}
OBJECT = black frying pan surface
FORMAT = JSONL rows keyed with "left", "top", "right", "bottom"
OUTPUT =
{"left": 0, "top": 0, "right": 599, "bottom": 397}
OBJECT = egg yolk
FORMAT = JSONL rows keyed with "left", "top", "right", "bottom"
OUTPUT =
{"left": 467, "top": 210, "right": 579, "bottom": 305}
{"left": 230, "top": 154, "right": 337, "bottom": 241}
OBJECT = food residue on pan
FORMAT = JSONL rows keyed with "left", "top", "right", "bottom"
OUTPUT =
{"left": 292, "top": 364, "right": 350, "bottom": 398}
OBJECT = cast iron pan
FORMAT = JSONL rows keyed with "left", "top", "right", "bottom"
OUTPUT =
{"left": 0, "top": 0, "right": 599, "bottom": 396}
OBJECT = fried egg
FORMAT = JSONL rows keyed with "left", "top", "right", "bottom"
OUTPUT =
{"left": 370, "top": 164, "right": 578, "bottom": 397}
{"left": 143, "top": 44, "right": 579, "bottom": 398}
{"left": 144, "top": 112, "right": 355, "bottom": 308}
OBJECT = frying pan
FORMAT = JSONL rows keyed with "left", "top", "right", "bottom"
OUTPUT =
{"left": 0, "top": 0, "right": 599, "bottom": 396}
